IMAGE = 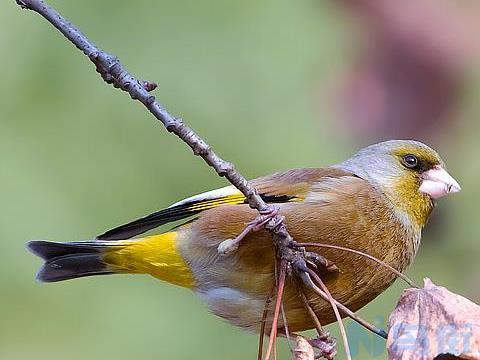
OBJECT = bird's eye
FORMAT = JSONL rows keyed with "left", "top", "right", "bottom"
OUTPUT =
{"left": 402, "top": 154, "right": 418, "bottom": 169}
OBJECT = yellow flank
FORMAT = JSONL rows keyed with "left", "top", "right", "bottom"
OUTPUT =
{"left": 103, "top": 232, "right": 195, "bottom": 288}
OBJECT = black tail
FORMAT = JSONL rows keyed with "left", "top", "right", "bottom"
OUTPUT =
{"left": 27, "top": 240, "right": 114, "bottom": 282}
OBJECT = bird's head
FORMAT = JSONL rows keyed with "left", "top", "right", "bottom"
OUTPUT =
{"left": 339, "top": 140, "right": 461, "bottom": 228}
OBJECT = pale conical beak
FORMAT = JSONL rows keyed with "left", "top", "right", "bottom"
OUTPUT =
{"left": 419, "top": 166, "right": 461, "bottom": 199}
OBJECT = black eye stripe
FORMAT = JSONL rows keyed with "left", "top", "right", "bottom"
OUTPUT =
{"left": 402, "top": 154, "right": 418, "bottom": 169}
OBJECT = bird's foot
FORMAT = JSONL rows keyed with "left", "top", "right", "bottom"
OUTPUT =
{"left": 217, "top": 206, "right": 281, "bottom": 256}
{"left": 288, "top": 243, "right": 338, "bottom": 274}
{"left": 304, "top": 251, "right": 339, "bottom": 273}
{"left": 309, "top": 331, "right": 337, "bottom": 360}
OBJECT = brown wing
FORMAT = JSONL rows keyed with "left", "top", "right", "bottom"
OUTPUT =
{"left": 251, "top": 167, "right": 354, "bottom": 200}
{"left": 97, "top": 167, "right": 353, "bottom": 240}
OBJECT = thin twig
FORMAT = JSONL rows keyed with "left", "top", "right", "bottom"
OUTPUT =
{"left": 265, "top": 260, "right": 287, "bottom": 360}
{"left": 275, "top": 257, "right": 293, "bottom": 355}
{"left": 298, "top": 268, "right": 388, "bottom": 339}
{"left": 273, "top": 339, "right": 277, "bottom": 360}
{"left": 281, "top": 302, "right": 294, "bottom": 355}
{"left": 299, "top": 242, "right": 418, "bottom": 288}
{"left": 15, "top": 0, "right": 295, "bottom": 259}
{"left": 258, "top": 286, "right": 276, "bottom": 360}
{"left": 307, "top": 269, "right": 352, "bottom": 360}
{"left": 297, "top": 284, "right": 323, "bottom": 335}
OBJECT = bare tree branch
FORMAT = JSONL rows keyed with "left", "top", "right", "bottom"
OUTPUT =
{"left": 15, "top": 0, "right": 296, "bottom": 251}
{"left": 15, "top": 0, "right": 259, "bottom": 206}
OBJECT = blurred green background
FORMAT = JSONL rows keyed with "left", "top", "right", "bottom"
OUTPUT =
{"left": 1, "top": 0, "right": 479, "bottom": 359}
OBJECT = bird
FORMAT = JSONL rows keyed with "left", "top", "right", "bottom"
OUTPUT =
{"left": 27, "top": 140, "right": 461, "bottom": 333}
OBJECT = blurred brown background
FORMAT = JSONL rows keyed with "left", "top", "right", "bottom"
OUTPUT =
{"left": 1, "top": 0, "right": 479, "bottom": 359}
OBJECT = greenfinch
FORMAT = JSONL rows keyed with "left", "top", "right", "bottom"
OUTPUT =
{"left": 28, "top": 140, "right": 460, "bottom": 332}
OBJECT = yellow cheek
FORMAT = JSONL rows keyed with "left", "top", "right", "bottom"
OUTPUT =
{"left": 392, "top": 176, "right": 433, "bottom": 228}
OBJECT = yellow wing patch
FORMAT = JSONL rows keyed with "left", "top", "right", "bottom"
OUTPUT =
{"left": 187, "top": 194, "right": 246, "bottom": 211}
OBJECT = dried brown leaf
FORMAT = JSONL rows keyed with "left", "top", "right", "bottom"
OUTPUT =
{"left": 294, "top": 336, "right": 315, "bottom": 360}
{"left": 387, "top": 278, "right": 480, "bottom": 360}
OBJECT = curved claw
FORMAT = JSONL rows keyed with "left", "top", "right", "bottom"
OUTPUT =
{"left": 305, "top": 252, "right": 339, "bottom": 273}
